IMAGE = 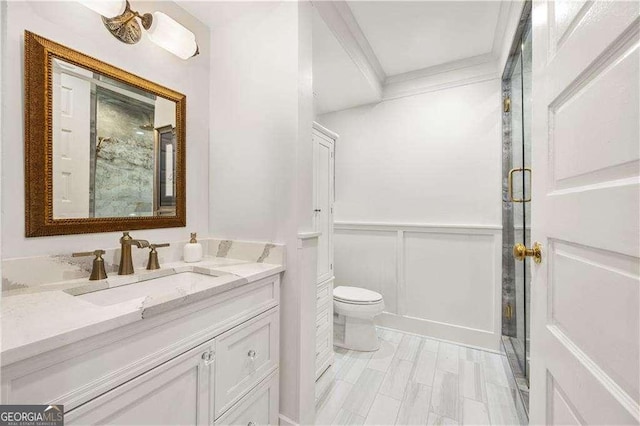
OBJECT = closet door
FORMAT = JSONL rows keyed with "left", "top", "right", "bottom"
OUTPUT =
{"left": 313, "top": 131, "right": 334, "bottom": 283}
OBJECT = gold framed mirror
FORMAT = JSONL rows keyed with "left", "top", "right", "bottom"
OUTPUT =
{"left": 24, "top": 31, "right": 186, "bottom": 237}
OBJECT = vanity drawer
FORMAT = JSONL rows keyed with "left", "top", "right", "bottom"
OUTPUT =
{"left": 214, "top": 372, "right": 279, "bottom": 426}
{"left": 316, "top": 280, "right": 331, "bottom": 304}
{"left": 316, "top": 301, "right": 332, "bottom": 335}
{"left": 316, "top": 328, "right": 331, "bottom": 359}
{"left": 315, "top": 329, "right": 332, "bottom": 373}
{"left": 215, "top": 308, "right": 279, "bottom": 419}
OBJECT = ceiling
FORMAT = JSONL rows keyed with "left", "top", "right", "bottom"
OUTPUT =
{"left": 179, "top": 2, "right": 281, "bottom": 29}
{"left": 313, "top": 1, "right": 512, "bottom": 114}
{"left": 347, "top": 1, "right": 501, "bottom": 76}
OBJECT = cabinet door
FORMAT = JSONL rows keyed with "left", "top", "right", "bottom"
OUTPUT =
{"left": 313, "top": 130, "right": 335, "bottom": 283}
{"left": 66, "top": 342, "right": 214, "bottom": 425}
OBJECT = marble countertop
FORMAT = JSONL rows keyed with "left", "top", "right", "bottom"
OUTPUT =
{"left": 0, "top": 256, "right": 284, "bottom": 367}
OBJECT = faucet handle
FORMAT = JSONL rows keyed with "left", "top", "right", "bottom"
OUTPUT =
{"left": 72, "top": 250, "right": 108, "bottom": 281}
{"left": 73, "top": 249, "right": 105, "bottom": 257}
{"left": 147, "top": 243, "right": 170, "bottom": 270}
{"left": 150, "top": 243, "right": 170, "bottom": 250}
{"left": 120, "top": 231, "right": 132, "bottom": 244}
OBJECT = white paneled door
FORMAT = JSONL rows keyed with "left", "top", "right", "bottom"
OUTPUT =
{"left": 52, "top": 60, "right": 91, "bottom": 219}
{"left": 313, "top": 126, "right": 335, "bottom": 283}
{"left": 313, "top": 122, "right": 337, "bottom": 380}
{"left": 530, "top": 1, "right": 639, "bottom": 425}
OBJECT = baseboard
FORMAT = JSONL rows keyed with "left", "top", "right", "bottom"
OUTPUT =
{"left": 376, "top": 312, "right": 501, "bottom": 352}
{"left": 279, "top": 414, "right": 299, "bottom": 426}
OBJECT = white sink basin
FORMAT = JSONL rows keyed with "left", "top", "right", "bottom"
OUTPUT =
{"left": 76, "top": 272, "right": 221, "bottom": 307}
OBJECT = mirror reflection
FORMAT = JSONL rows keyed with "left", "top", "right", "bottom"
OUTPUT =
{"left": 52, "top": 58, "right": 177, "bottom": 219}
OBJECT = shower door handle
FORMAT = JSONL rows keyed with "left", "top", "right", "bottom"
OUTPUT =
{"left": 513, "top": 242, "right": 543, "bottom": 264}
{"left": 508, "top": 167, "right": 532, "bottom": 202}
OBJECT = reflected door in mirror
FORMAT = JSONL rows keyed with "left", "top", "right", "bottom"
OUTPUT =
{"left": 51, "top": 58, "right": 177, "bottom": 219}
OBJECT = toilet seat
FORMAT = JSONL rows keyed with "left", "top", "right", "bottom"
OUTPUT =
{"left": 333, "top": 286, "right": 383, "bottom": 305}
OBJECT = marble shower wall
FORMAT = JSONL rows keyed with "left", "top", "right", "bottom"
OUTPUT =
{"left": 501, "top": 78, "right": 516, "bottom": 338}
{"left": 94, "top": 89, "right": 155, "bottom": 217}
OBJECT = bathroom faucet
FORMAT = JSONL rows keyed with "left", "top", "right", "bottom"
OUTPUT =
{"left": 118, "top": 232, "right": 150, "bottom": 275}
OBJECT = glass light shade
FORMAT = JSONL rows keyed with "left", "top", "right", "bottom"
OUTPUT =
{"left": 77, "top": 0, "right": 126, "bottom": 18}
{"left": 146, "top": 12, "right": 198, "bottom": 60}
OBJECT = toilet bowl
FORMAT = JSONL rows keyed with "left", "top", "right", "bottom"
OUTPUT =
{"left": 333, "top": 286, "right": 385, "bottom": 352}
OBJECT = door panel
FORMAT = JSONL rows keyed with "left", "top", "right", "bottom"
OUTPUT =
{"left": 530, "top": 1, "right": 639, "bottom": 424}
{"left": 549, "top": 241, "right": 639, "bottom": 400}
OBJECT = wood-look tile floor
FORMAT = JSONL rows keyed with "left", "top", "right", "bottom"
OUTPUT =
{"left": 315, "top": 328, "right": 526, "bottom": 426}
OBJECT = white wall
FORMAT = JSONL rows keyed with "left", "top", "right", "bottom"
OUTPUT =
{"left": 208, "top": 2, "right": 316, "bottom": 423}
{"left": 319, "top": 79, "right": 503, "bottom": 350}
{"left": 1, "top": 1, "right": 210, "bottom": 258}
{"left": 0, "top": 0, "right": 5, "bottom": 286}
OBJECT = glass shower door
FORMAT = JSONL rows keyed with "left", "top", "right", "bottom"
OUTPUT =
{"left": 503, "top": 17, "right": 532, "bottom": 405}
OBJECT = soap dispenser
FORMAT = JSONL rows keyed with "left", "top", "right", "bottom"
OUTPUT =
{"left": 183, "top": 232, "right": 203, "bottom": 263}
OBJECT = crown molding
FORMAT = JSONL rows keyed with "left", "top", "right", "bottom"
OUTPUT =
{"left": 332, "top": 1, "right": 386, "bottom": 82}
{"left": 384, "top": 53, "right": 496, "bottom": 85}
{"left": 312, "top": 0, "right": 384, "bottom": 97}
{"left": 314, "top": 1, "right": 516, "bottom": 110}
{"left": 383, "top": 59, "right": 499, "bottom": 101}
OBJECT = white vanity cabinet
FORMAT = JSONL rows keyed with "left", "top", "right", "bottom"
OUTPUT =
{"left": 1, "top": 273, "right": 281, "bottom": 426}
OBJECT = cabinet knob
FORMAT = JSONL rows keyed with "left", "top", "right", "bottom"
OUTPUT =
{"left": 247, "top": 349, "right": 256, "bottom": 360}
{"left": 247, "top": 422, "right": 256, "bottom": 426}
{"left": 201, "top": 350, "right": 214, "bottom": 366}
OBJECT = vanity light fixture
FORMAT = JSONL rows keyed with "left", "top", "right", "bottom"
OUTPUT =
{"left": 78, "top": 0, "right": 199, "bottom": 59}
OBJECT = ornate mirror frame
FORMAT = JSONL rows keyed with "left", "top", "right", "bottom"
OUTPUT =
{"left": 24, "top": 31, "right": 186, "bottom": 237}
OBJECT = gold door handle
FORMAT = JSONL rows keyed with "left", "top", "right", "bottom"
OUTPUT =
{"left": 513, "top": 242, "right": 543, "bottom": 264}
{"left": 508, "top": 167, "right": 532, "bottom": 202}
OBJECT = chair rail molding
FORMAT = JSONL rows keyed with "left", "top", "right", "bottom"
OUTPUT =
{"left": 334, "top": 221, "right": 502, "bottom": 232}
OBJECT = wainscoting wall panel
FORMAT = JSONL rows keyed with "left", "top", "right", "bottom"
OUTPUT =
{"left": 333, "top": 229, "right": 398, "bottom": 313}
{"left": 334, "top": 222, "right": 502, "bottom": 351}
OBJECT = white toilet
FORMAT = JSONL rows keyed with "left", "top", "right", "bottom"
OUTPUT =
{"left": 333, "top": 286, "right": 385, "bottom": 352}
